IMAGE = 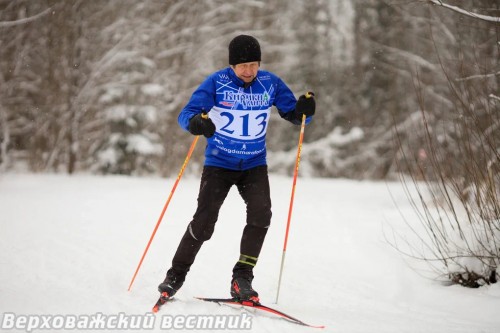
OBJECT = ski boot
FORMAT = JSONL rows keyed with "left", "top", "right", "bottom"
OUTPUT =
{"left": 158, "top": 269, "right": 185, "bottom": 299}
{"left": 230, "top": 276, "right": 260, "bottom": 304}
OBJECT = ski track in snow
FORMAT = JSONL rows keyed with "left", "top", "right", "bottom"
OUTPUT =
{"left": 1, "top": 173, "right": 499, "bottom": 332}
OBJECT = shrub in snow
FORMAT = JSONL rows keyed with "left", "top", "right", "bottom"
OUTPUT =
{"left": 391, "top": 1, "right": 499, "bottom": 288}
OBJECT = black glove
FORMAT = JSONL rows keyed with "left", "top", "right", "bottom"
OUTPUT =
{"left": 188, "top": 113, "right": 216, "bottom": 138}
{"left": 294, "top": 92, "right": 316, "bottom": 120}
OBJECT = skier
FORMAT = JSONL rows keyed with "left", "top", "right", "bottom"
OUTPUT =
{"left": 158, "top": 34, "right": 315, "bottom": 302}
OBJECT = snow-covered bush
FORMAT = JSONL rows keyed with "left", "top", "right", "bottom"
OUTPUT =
{"left": 393, "top": 1, "right": 499, "bottom": 287}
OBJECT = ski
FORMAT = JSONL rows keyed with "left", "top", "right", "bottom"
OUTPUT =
{"left": 152, "top": 292, "right": 171, "bottom": 313}
{"left": 195, "top": 297, "right": 325, "bottom": 329}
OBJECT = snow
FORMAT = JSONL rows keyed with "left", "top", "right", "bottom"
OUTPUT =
{"left": 269, "top": 126, "right": 365, "bottom": 177}
{"left": 125, "top": 134, "right": 163, "bottom": 155}
{"left": 104, "top": 105, "right": 158, "bottom": 123}
{"left": 141, "top": 84, "right": 163, "bottom": 97}
{"left": 1, "top": 173, "right": 499, "bottom": 332}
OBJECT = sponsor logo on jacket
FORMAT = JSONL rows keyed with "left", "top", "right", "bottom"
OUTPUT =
{"left": 222, "top": 91, "right": 270, "bottom": 108}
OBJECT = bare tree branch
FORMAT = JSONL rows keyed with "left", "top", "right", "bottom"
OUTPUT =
{"left": 0, "top": 7, "right": 52, "bottom": 28}
{"left": 424, "top": 0, "right": 500, "bottom": 23}
{"left": 456, "top": 71, "right": 500, "bottom": 82}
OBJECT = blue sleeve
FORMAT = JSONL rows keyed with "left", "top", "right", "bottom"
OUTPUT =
{"left": 178, "top": 75, "right": 217, "bottom": 131}
{"left": 274, "top": 77, "right": 312, "bottom": 125}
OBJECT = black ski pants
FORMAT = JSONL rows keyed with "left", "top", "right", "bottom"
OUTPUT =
{"left": 170, "top": 165, "right": 272, "bottom": 276}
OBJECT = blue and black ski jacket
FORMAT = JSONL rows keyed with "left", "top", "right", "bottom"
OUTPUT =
{"left": 178, "top": 67, "right": 312, "bottom": 170}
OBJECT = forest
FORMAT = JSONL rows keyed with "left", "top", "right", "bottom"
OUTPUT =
{"left": 0, "top": 0, "right": 498, "bottom": 180}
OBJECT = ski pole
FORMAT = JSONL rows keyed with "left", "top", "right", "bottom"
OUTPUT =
{"left": 128, "top": 114, "right": 207, "bottom": 291}
{"left": 275, "top": 92, "right": 312, "bottom": 304}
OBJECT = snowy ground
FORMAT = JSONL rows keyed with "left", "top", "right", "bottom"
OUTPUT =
{"left": 1, "top": 173, "right": 499, "bottom": 333}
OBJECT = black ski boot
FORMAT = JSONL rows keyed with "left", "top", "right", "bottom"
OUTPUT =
{"left": 158, "top": 268, "right": 185, "bottom": 298}
{"left": 230, "top": 276, "right": 259, "bottom": 303}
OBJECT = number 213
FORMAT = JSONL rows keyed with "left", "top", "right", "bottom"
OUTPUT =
{"left": 219, "top": 112, "right": 268, "bottom": 138}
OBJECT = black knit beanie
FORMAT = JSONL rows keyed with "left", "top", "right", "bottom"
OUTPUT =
{"left": 228, "top": 35, "right": 261, "bottom": 65}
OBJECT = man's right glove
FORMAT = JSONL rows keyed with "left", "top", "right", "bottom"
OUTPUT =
{"left": 188, "top": 113, "right": 216, "bottom": 138}
{"left": 294, "top": 92, "right": 316, "bottom": 120}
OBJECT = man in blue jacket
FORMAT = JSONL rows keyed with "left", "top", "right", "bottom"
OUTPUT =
{"left": 159, "top": 35, "right": 315, "bottom": 302}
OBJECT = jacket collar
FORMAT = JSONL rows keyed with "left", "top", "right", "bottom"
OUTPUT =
{"left": 227, "top": 67, "right": 257, "bottom": 88}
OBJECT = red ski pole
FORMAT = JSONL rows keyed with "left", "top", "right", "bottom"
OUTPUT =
{"left": 275, "top": 92, "right": 312, "bottom": 303}
{"left": 128, "top": 124, "right": 204, "bottom": 292}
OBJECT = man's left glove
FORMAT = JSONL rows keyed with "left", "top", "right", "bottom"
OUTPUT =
{"left": 294, "top": 92, "right": 315, "bottom": 120}
{"left": 188, "top": 113, "right": 216, "bottom": 138}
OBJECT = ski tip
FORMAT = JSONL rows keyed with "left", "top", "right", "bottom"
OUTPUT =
{"left": 311, "top": 324, "right": 326, "bottom": 329}
{"left": 152, "top": 292, "right": 172, "bottom": 313}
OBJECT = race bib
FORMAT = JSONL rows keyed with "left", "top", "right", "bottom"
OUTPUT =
{"left": 210, "top": 107, "right": 271, "bottom": 140}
